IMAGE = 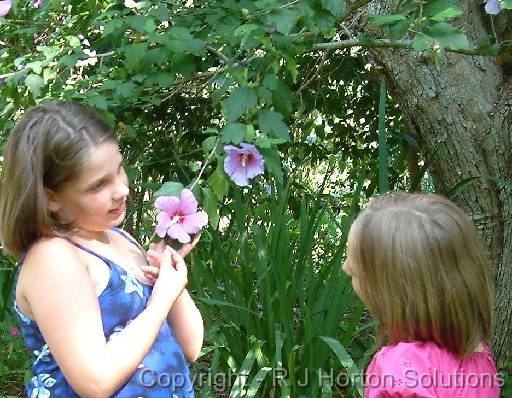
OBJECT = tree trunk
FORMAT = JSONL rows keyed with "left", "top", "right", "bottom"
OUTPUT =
{"left": 350, "top": 0, "right": 512, "bottom": 363}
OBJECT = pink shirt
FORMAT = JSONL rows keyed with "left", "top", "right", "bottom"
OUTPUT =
{"left": 365, "top": 341, "right": 501, "bottom": 398}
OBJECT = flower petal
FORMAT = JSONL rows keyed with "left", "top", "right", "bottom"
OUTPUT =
{"left": 182, "top": 211, "right": 208, "bottom": 234}
{"left": 0, "top": 0, "right": 12, "bottom": 16}
{"left": 224, "top": 151, "right": 241, "bottom": 175}
{"left": 179, "top": 189, "right": 198, "bottom": 215}
{"left": 245, "top": 156, "right": 265, "bottom": 179}
{"left": 155, "top": 196, "right": 180, "bottom": 214}
{"left": 485, "top": 0, "right": 501, "bottom": 15}
{"left": 240, "top": 143, "right": 265, "bottom": 179}
{"left": 167, "top": 223, "right": 191, "bottom": 243}
{"left": 229, "top": 166, "right": 250, "bottom": 186}
{"left": 155, "top": 212, "right": 171, "bottom": 237}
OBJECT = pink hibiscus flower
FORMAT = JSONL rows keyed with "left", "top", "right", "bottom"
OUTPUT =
{"left": 224, "top": 143, "right": 265, "bottom": 187}
{"left": 10, "top": 326, "right": 19, "bottom": 336}
{"left": 155, "top": 189, "right": 208, "bottom": 243}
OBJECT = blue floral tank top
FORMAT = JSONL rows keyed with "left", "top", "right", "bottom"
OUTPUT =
{"left": 13, "top": 227, "right": 194, "bottom": 398}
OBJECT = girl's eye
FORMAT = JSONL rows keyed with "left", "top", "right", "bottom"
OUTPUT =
{"left": 91, "top": 180, "right": 105, "bottom": 190}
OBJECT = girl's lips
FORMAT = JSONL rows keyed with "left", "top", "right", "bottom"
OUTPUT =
{"left": 109, "top": 202, "right": 126, "bottom": 216}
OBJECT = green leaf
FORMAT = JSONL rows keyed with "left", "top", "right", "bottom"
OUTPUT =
{"left": 24, "top": 74, "right": 44, "bottom": 98}
{"left": 223, "top": 87, "right": 258, "bottom": 122}
{"left": 245, "top": 367, "right": 272, "bottom": 397}
{"left": 221, "top": 123, "right": 246, "bottom": 144}
{"left": 102, "top": 19, "right": 124, "bottom": 37}
{"left": 368, "top": 14, "right": 407, "bottom": 27}
{"left": 59, "top": 54, "right": 80, "bottom": 68}
{"left": 430, "top": 7, "right": 463, "bottom": 21}
{"left": 154, "top": 181, "right": 184, "bottom": 198}
{"left": 259, "top": 147, "right": 282, "bottom": 184}
{"left": 321, "top": 0, "right": 345, "bottom": 17}
{"left": 144, "top": 18, "right": 157, "bottom": 33}
{"left": 320, "top": 337, "right": 364, "bottom": 398}
{"left": 124, "top": 165, "right": 139, "bottom": 183}
{"left": 201, "top": 187, "right": 219, "bottom": 230}
{"left": 246, "top": 125, "right": 256, "bottom": 142}
{"left": 258, "top": 110, "right": 290, "bottom": 140}
{"left": 87, "top": 95, "right": 108, "bottom": 110}
{"left": 229, "top": 349, "right": 255, "bottom": 398}
{"left": 122, "top": 42, "right": 148, "bottom": 71}
{"left": 202, "top": 136, "right": 218, "bottom": 152}
{"left": 115, "top": 82, "right": 136, "bottom": 98}
{"left": 66, "top": 35, "right": 81, "bottom": 47}
{"left": 43, "top": 68, "right": 57, "bottom": 84}
{"left": 389, "top": 20, "right": 411, "bottom": 42}
{"left": 37, "top": 45, "right": 60, "bottom": 60}
{"left": 234, "top": 23, "right": 260, "bottom": 46}
{"left": 427, "top": 22, "right": 470, "bottom": 50}
{"left": 167, "top": 27, "right": 205, "bottom": 56}
{"left": 144, "top": 72, "right": 174, "bottom": 87}
{"left": 272, "top": 80, "right": 293, "bottom": 115}
{"left": 501, "top": 0, "right": 512, "bottom": 9}
{"left": 255, "top": 135, "right": 286, "bottom": 148}
{"left": 149, "top": 3, "right": 170, "bottom": 21}
{"left": 126, "top": 16, "right": 155, "bottom": 33}
{"left": 207, "top": 159, "right": 230, "bottom": 200}
{"left": 26, "top": 61, "right": 43, "bottom": 74}
{"left": 267, "top": 8, "right": 298, "bottom": 35}
{"left": 412, "top": 33, "right": 430, "bottom": 52}
{"left": 424, "top": 0, "right": 460, "bottom": 17}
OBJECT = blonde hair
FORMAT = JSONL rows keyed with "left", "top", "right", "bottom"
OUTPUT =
{"left": 0, "top": 101, "right": 116, "bottom": 259}
{"left": 348, "top": 192, "right": 493, "bottom": 358}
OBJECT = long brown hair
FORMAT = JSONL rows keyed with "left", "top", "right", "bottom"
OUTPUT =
{"left": 0, "top": 101, "right": 116, "bottom": 259}
{"left": 347, "top": 192, "right": 493, "bottom": 358}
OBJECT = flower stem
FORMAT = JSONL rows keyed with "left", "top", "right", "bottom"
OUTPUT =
{"left": 189, "top": 138, "right": 219, "bottom": 191}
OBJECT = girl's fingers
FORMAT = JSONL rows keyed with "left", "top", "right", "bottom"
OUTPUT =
{"left": 149, "top": 241, "right": 166, "bottom": 254}
{"left": 177, "top": 233, "right": 201, "bottom": 258}
{"left": 146, "top": 249, "right": 162, "bottom": 266}
{"left": 168, "top": 246, "right": 187, "bottom": 270}
{"left": 141, "top": 265, "right": 159, "bottom": 277}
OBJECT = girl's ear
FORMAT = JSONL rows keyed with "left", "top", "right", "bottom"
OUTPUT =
{"left": 44, "top": 188, "right": 62, "bottom": 213}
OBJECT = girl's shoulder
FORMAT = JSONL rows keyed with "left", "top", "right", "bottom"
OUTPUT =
{"left": 23, "top": 236, "right": 82, "bottom": 266}
{"left": 375, "top": 340, "right": 493, "bottom": 362}
{"left": 366, "top": 342, "right": 500, "bottom": 398}
{"left": 16, "top": 237, "right": 89, "bottom": 319}
{"left": 370, "top": 340, "right": 497, "bottom": 377}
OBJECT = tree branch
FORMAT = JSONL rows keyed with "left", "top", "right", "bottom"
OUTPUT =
{"left": 311, "top": 38, "right": 497, "bottom": 56}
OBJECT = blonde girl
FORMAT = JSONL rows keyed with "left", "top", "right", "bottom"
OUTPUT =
{"left": 0, "top": 101, "right": 203, "bottom": 398}
{"left": 343, "top": 192, "right": 500, "bottom": 397}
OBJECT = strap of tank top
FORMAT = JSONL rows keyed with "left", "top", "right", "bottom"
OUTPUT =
{"left": 110, "top": 227, "right": 146, "bottom": 256}
{"left": 67, "top": 239, "right": 112, "bottom": 264}
{"left": 67, "top": 228, "right": 146, "bottom": 265}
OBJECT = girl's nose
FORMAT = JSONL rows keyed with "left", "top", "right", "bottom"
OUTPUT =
{"left": 114, "top": 171, "right": 129, "bottom": 199}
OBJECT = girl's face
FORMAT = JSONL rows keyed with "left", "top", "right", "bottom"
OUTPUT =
{"left": 47, "top": 141, "right": 129, "bottom": 239}
{"left": 342, "top": 229, "right": 364, "bottom": 299}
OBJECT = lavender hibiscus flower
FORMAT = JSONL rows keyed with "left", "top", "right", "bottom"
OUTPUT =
{"left": 224, "top": 143, "right": 265, "bottom": 187}
{"left": 484, "top": 0, "right": 501, "bottom": 14}
{"left": 155, "top": 189, "right": 208, "bottom": 244}
{"left": 0, "top": 0, "right": 11, "bottom": 16}
{"left": 32, "top": 0, "right": 43, "bottom": 8}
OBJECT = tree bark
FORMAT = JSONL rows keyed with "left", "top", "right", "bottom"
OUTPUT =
{"left": 349, "top": 0, "right": 512, "bottom": 363}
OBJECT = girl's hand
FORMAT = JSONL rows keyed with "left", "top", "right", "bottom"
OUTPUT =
{"left": 148, "top": 247, "right": 188, "bottom": 312}
{"left": 142, "top": 233, "right": 200, "bottom": 284}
